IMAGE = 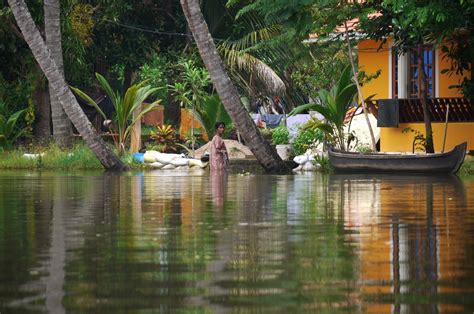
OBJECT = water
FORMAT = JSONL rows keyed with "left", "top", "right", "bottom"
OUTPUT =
{"left": 0, "top": 170, "right": 474, "bottom": 313}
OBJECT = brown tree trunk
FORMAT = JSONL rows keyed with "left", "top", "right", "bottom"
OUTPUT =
{"left": 180, "top": 0, "right": 286, "bottom": 172}
{"left": 32, "top": 72, "right": 52, "bottom": 142}
{"left": 8, "top": 0, "right": 128, "bottom": 170}
{"left": 418, "top": 45, "right": 435, "bottom": 153}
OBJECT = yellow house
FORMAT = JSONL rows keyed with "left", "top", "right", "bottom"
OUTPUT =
{"left": 358, "top": 39, "right": 473, "bottom": 152}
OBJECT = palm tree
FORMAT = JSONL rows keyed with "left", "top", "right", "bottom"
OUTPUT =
{"left": 72, "top": 73, "right": 161, "bottom": 155}
{"left": 44, "top": 0, "right": 72, "bottom": 147}
{"left": 8, "top": 0, "right": 127, "bottom": 171}
{"left": 180, "top": 0, "right": 287, "bottom": 172}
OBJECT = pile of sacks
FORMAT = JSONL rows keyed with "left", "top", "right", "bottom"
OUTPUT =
{"left": 136, "top": 151, "right": 208, "bottom": 170}
{"left": 292, "top": 149, "right": 326, "bottom": 172}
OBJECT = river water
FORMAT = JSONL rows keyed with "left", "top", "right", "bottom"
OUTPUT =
{"left": 0, "top": 170, "right": 473, "bottom": 313}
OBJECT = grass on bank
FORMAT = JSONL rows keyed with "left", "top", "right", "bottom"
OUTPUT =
{"left": 1, "top": 142, "right": 474, "bottom": 175}
{"left": 459, "top": 155, "right": 474, "bottom": 176}
{"left": 0, "top": 143, "right": 105, "bottom": 170}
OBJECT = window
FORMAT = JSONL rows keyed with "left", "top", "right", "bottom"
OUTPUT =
{"left": 392, "top": 46, "right": 435, "bottom": 98}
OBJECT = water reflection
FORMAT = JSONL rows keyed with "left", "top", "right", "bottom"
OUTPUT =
{"left": 329, "top": 174, "right": 472, "bottom": 313}
{"left": 210, "top": 170, "right": 227, "bottom": 209}
{"left": 0, "top": 171, "right": 473, "bottom": 312}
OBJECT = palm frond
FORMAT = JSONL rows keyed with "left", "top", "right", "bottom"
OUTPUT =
{"left": 220, "top": 46, "right": 285, "bottom": 94}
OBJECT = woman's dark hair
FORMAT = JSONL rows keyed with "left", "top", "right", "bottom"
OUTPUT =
{"left": 215, "top": 121, "right": 225, "bottom": 130}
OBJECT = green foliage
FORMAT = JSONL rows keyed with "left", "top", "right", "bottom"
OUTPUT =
{"left": 402, "top": 127, "right": 427, "bottom": 153}
{"left": 313, "top": 154, "right": 330, "bottom": 173}
{"left": 190, "top": 94, "right": 234, "bottom": 140}
{"left": 291, "top": 42, "right": 350, "bottom": 97}
{"left": 292, "top": 126, "right": 324, "bottom": 156}
{"left": 170, "top": 59, "right": 211, "bottom": 111}
{"left": 138, "top": 53, "right": 169, "bottom": 102}
{"left": 259, "top": 127, "right": 273, "bottom": 142}
{"left": 71, "top": 73, "right": 161, "bottom": 155}
{"left": 459, "top": 156, "right": 474, "bottom": 176}
{"left": 355, "top": 144, "right": 374, "bottom": 154}
{"left": 70, "top": 4, "right": 95, "bottom": 48}
{"left": 290, "top": 66, "right": 357, "bottom": 150}
{"left": 183, "top": 128, "right": 206, "bottom": 150}
{"left": 0, "top": 143, "right": 102, "bottom": 170}
{"left": 271, "top": 125, "right": 289, "bottom": 145}
{"left": 149, "top": 124, "right": 178, "bottom": 153}
{"left": 0, "top": 107, "right": 27, "bottom": 149}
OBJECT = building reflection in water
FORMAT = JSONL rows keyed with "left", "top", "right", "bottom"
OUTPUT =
{"left": 329, "top": 174, "right": 470, "bottom": 313}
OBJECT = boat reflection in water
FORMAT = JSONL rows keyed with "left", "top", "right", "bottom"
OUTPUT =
{"left": 1, "top": 171, "right": 474, "bottom": 313}
{"left": 328, "top": 174, "right": 471, "bottom": 313}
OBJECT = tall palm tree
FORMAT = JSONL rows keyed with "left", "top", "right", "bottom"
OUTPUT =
{"left": 180, "top": 0, "right": 287, "bottom": 172}
{"left": 44, "top": 0, "right": 72, "bottom": 147}
{"left": 8, "top": 0, "right": 128, "bottom": 171}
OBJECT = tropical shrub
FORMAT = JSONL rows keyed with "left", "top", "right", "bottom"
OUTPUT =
{"left": 149, "top": 124, "right": 178, "bottom": 153}
{"left": 0, "top": 108, "right": 27, "bottom": 149}
{"left": 192, "top": 94, "right": 233, "bottom": 139}
{"left": 313, "top": 154, "right": 331, "bottom": 172}
{"left": 271, "top": 125, "right": 289, "bottom": 145}
{"left": 355, "top": 144, "right": 374, "bottom": 154}
{"left": 170, "top": 59, "right": 212, "bottom": 148}
{"left": 71, "top": 73, "right": 161, "bottom": 155}
{"left": 138, "top": 53, "right": 169, "bottom": 102}
{"left": 184, "top": 128, "right": 206, "bottom": 149}
{"left": 289, "top": 65, "right": 357, "bottom": 150}
{"left": 292, "top": 127, "right": 325, "bottom": 156}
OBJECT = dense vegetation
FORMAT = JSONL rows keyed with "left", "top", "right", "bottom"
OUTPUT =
{"left": 0, "top": 0, "right": 473, "bottom": 171}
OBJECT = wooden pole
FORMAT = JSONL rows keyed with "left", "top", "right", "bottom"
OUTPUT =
{"left": 130, "top": 104, "right": 142, "bottom": 153}
{"left": 344, "top": 21, "right": 377, "bottom": 151}
{"left": 441, "top": 104, "right": 450, "bottom": 153}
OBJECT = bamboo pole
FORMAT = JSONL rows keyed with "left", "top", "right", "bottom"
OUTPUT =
{"left": 344, "top": 21, "right": 377, "bottom": 151}
{"left": 441, "top": 104, "right": 450, "bottom": 153}
{"left": 130, "top": 104, "right": 142, "bottom": 153}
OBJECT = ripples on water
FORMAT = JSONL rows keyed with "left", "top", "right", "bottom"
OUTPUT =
{"left": 0, "top": 170, "right": 474, "bottom": 313}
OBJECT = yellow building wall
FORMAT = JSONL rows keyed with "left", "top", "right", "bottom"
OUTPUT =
{"left": 179, "top": 108, "right": 209, "bottom": 141}
{"left": 358, "top": 39, "right": 472, "bottom": 152}
{"left": 358, "top": 39, "right": 391, "bottom": 99}
{"left": 380, "top": 123, "right": 474, "bottom": 152}
{"left": 437, "top": 44, "right": 469, "bottom": 97}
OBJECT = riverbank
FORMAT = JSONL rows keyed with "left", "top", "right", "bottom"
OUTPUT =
{"left": 1, "top": 144, "right": 473, "bottom": 175}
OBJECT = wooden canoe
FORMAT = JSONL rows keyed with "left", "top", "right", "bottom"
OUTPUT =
{"left": 328, "top": 142, "right": 467, "bottom": 174}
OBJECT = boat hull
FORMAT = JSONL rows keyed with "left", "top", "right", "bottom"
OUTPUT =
{"left": 328, "top": 142, "right": 467, "bottom": 174}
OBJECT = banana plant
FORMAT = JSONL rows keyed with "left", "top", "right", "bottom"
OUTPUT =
{"left": 191, "top": 94, "right": 234, "bottom": 139}
{"left": 71, "top": 73, "right": 161, "bottom": 155}
{"left": 0, "top": 108, "right": 27, "bottom": 149}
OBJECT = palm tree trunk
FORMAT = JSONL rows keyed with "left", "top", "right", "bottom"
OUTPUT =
{"left": 180, "top": 0, "right": 286, "bottom": 172}
{"left": 8, "top": 0, "right": 128, "bottom": 170}
{"left": 44, "top": 0, "right": 72, "bottom": 147}
{"left": 32, "top": 70, "right": 52, "bottom": 142}
{"left": 344, "top": 21, "right": 377, "bottom": 151}
{"left": 417, "top": 45, "right": 435, "bottom": 153}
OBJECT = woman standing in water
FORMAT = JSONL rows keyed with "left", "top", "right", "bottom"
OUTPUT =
{"left": 210, "top": 121, "right": 229, "bottom": 171}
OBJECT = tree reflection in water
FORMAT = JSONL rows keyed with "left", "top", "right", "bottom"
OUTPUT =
{"left": 1, "top": 171, "right": 474, "bottom": 313}
{"left": 329, "top": 174, "right": 470, "bottom": 313}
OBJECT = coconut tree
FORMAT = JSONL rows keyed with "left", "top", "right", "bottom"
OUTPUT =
{"left": 289, "top": 66, "right": 358, "bottom": 151}
{"left": 180, "top": 0, "right": 286, "bottom": 172}
{"left": 44, "top": 0, "right": 72, "bottom": 147}
{"left": 71, "top": 73, "right": 161, "bottom": 155}
{"left": 7, "top": 0, "right": 127, "bottom": 171}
